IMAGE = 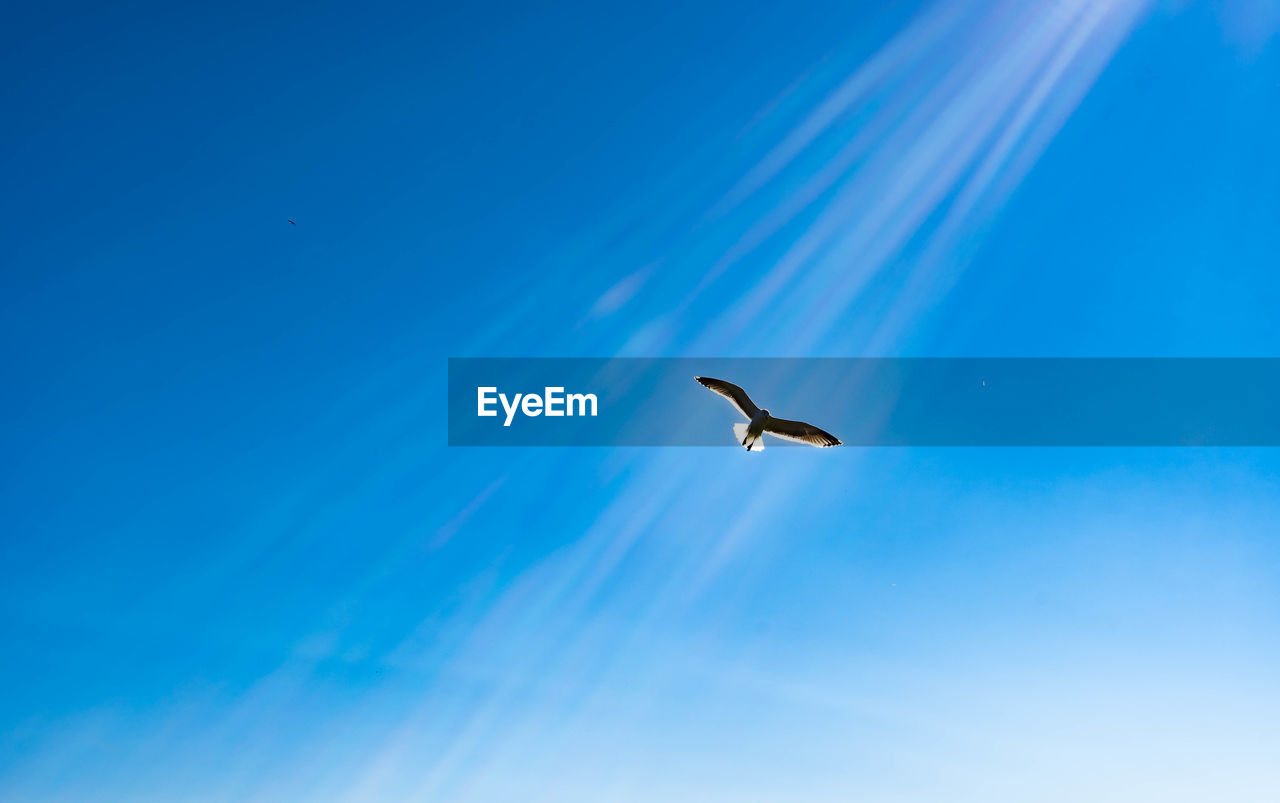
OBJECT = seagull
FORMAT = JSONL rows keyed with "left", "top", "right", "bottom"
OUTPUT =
{"left": 288, "top": 219, "right": 296, "bottom": 226}
{"left": 694, "top": 376, "right": 842, "bottom": 451}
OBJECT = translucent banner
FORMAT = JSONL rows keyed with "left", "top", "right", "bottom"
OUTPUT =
{"left": 448, "top": 358, "right": 1280, "bottom": 446}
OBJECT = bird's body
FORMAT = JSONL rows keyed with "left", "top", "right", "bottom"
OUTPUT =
{"left": 694, "top": 376, "right": 841, "bottom": 450}
{"left": 735, "top": 410, "right": 771, "bottom": 452}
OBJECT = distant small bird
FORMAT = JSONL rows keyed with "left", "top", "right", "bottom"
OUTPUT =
{"left": 694, "top": 376, "right": 842, "bottom": 451}
{"left": 288, "top": 219, "right": 296, "bottom": 225}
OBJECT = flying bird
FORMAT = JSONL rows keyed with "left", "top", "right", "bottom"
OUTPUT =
{"left": 694, "top": 376, "right": 842, "bottom": 451}
{"left": 288, "top": 219, "right": 296, "bottom": 226}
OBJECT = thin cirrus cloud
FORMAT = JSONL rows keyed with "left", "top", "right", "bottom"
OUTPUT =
{"left": 552, "top": 0, "right": 1149, "bottom": 360}
{"left": 691, "top": 0, "right": 1149, "bottom": 356}
{"left": 336, "top": 2, "right": 1157, "bottom": 798}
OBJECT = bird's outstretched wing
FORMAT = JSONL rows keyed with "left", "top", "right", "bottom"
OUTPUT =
{"left": 764, "top": 417, "right": 842, "bottom": 447}
{"left": 694, "top": 376, "right": 760, "bottom": 420}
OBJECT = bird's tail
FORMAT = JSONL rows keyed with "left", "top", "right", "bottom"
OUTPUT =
{"left": 733, "top": 423, "right": 765, "bottom": 451}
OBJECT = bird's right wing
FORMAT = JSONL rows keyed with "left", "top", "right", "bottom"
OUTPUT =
{"left": 694, "top": 377, "right": 760, "bottom": 420}
{"left": 764, "top": 417, "right": 842, "bottom": 447}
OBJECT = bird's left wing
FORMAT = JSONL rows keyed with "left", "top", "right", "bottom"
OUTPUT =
{"left": 764, "top": 417, "right": 842, "bottom": 447}
{"left": 694, "top": 377, "right": 760, "bottom": 420}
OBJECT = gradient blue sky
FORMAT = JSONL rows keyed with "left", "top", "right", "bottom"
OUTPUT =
{"left": 3, "top": 0, "right": 1280, "bottom": 800}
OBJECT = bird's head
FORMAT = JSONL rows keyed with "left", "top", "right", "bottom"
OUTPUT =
{"left": 760, "top": 409, "right": 770, "bottom": 417}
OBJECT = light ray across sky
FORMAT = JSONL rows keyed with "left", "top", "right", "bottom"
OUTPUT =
{"left": 333, "top": 2, "right": 1170, "bottom": 796}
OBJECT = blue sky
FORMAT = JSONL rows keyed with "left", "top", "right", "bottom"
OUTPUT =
{"left": 3, "top": 0, "right": 1280, "bottom": 800}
